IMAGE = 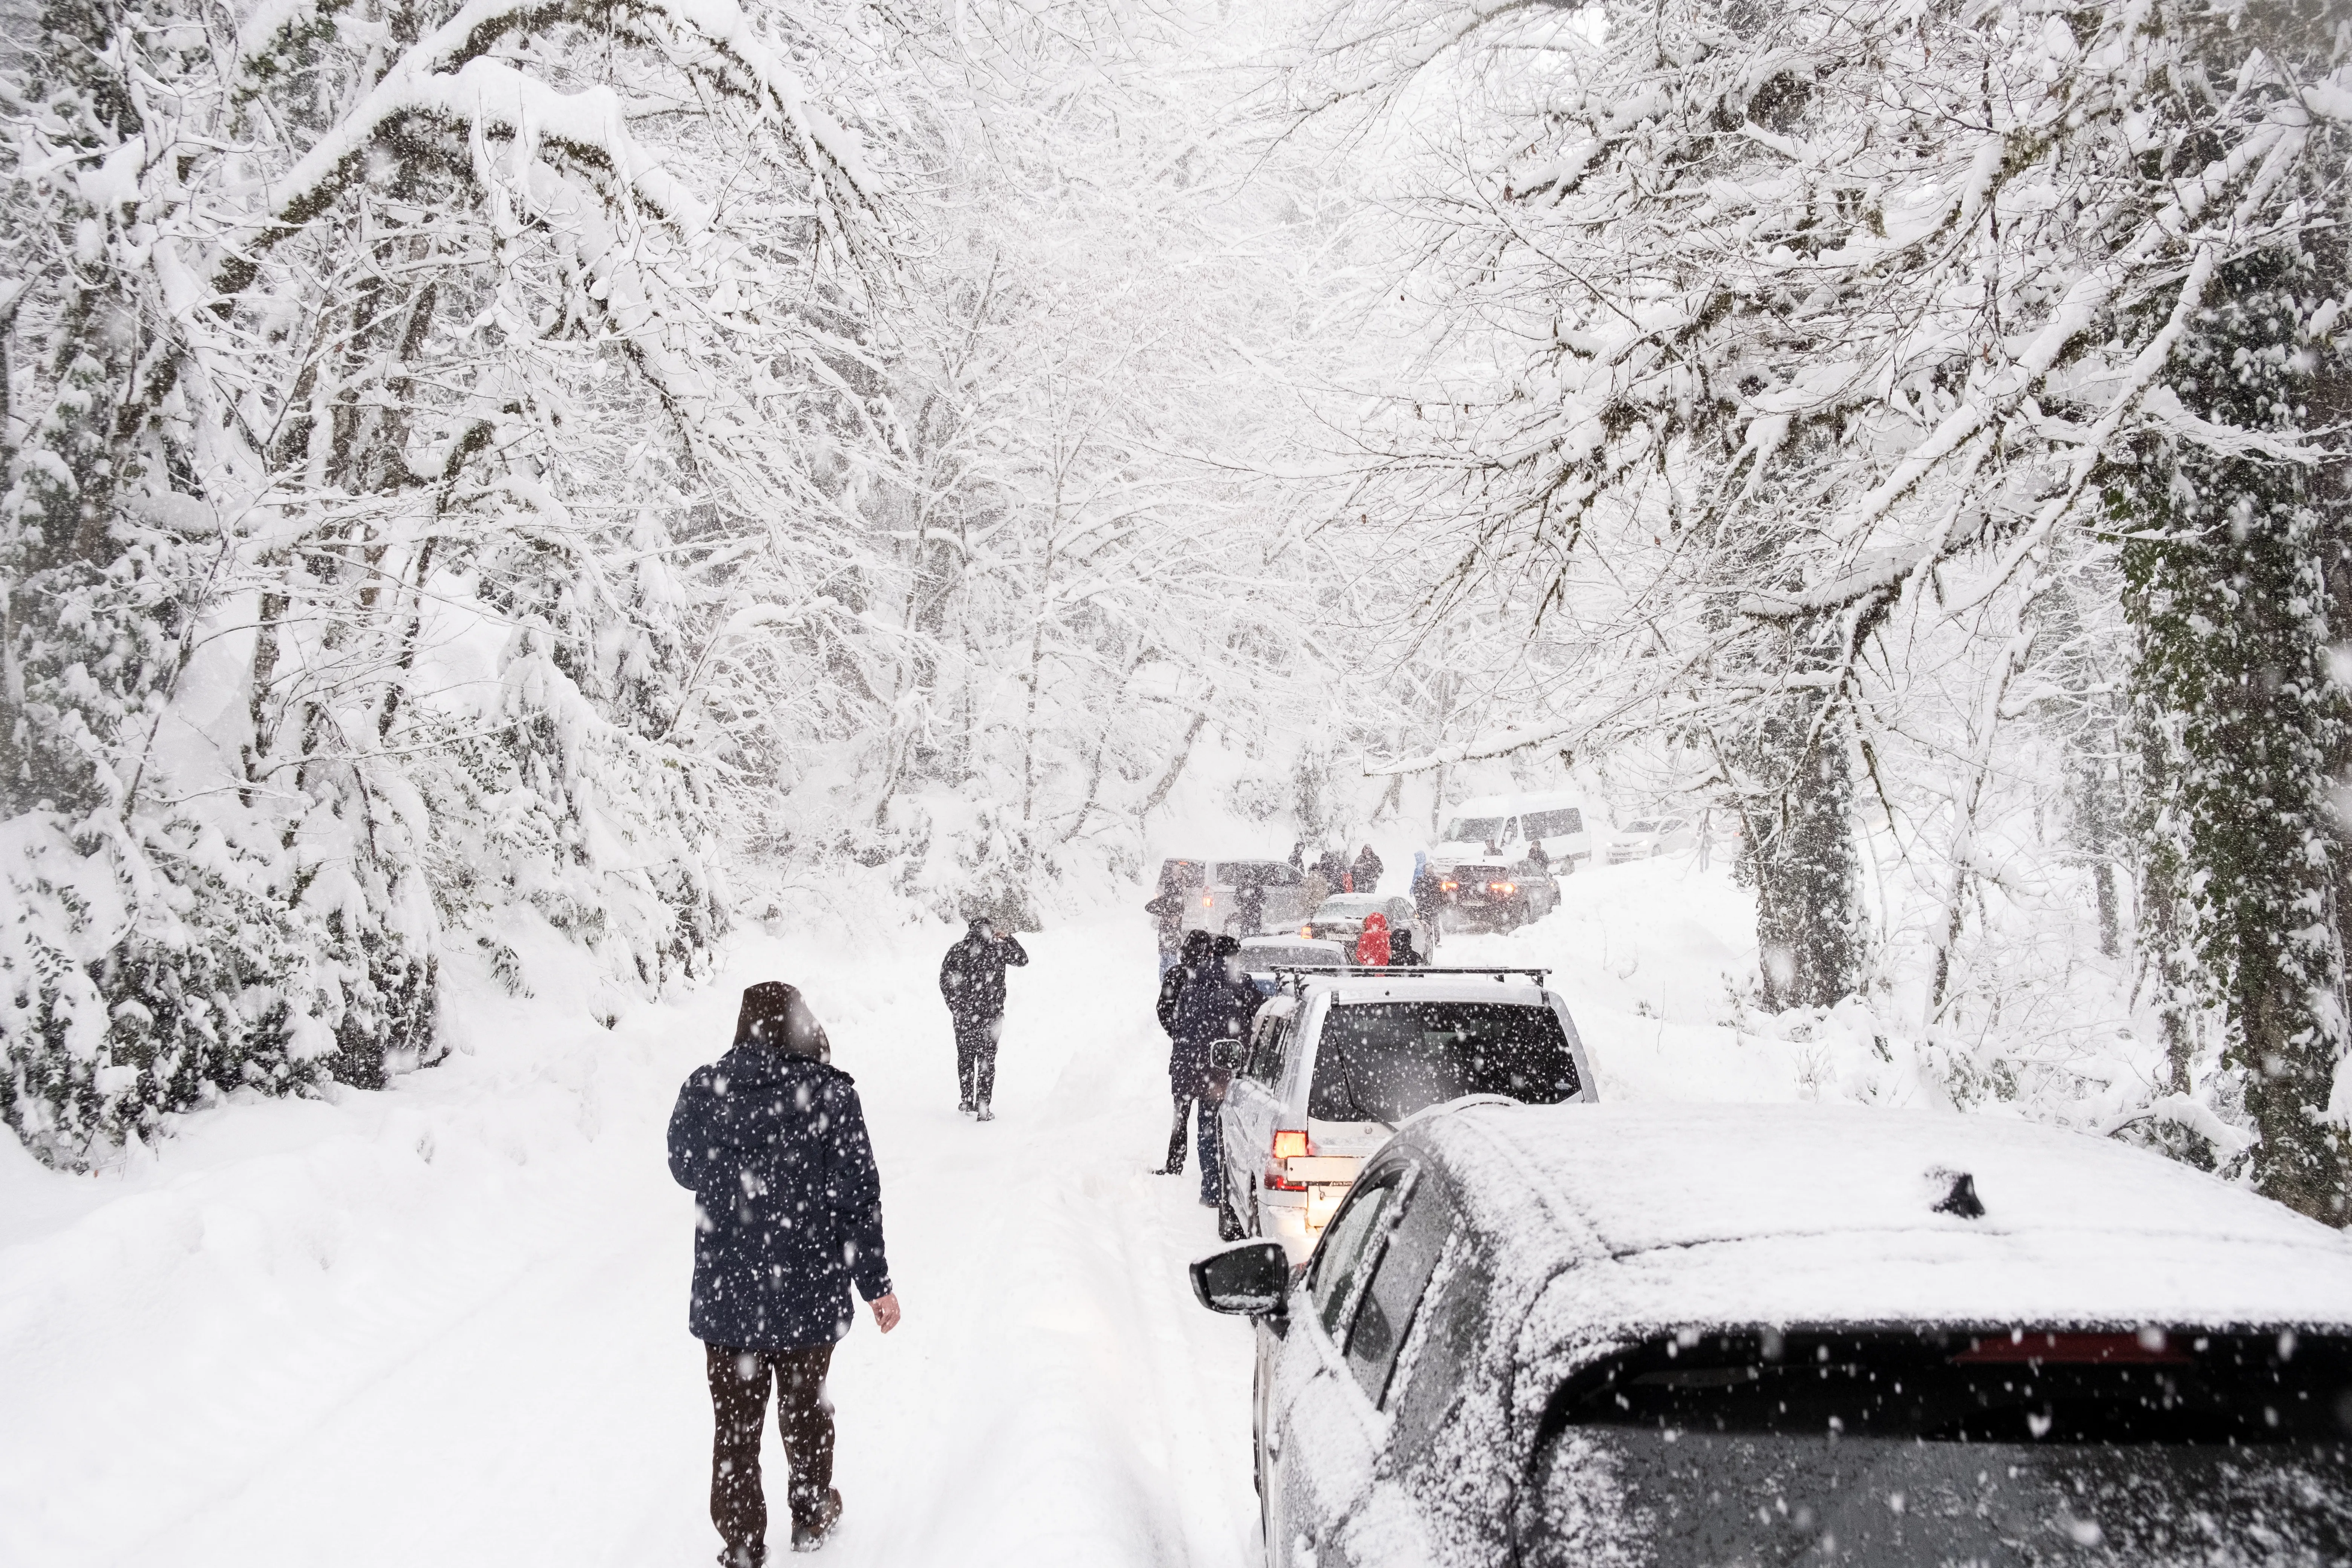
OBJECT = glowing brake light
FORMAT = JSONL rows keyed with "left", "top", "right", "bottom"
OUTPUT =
{"left": 1201, "top": 893, "right": 1214, "bottom": 907}
{"left": 1488, "top": 880, "right": 1516, "bottom": 895}
{"left": 1438, "top": 879, "right": 1458, "bottom": 891}
{"left": 1265, "top": 1127, "right": 1312, "bottom": 1191}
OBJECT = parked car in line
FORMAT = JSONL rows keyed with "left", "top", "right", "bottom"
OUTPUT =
{"left": 1426, "top": 791, "right": 1592, "bottom": 875}
{"left": 1157, "top": 857, "right": 1309, "bottom": 936}
{"left": 1235, "top": 936, "right": 1349, "bottom": 996}
{"left": 1212, "top": 968, "right": 1596, "bottom": 1253}
{"left": 1605, "top": 815, "right": 1697, "bottom": 863}
{"left": 1190, "top": 1101, "right": 2352, "bottom": 1568}
{"left": 1431, "top": 862, "right": 1559, "bottom": 933}
{"left": 1300, "top": 894, "right": 1421, "bottom": 951}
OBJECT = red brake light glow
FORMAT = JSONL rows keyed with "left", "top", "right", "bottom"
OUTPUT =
{"left": 1488, "top": 880, "right": 1516, "bottom": 895}
{"left": 1265, "top": 1127, "right": 1312, "bottom": 1192}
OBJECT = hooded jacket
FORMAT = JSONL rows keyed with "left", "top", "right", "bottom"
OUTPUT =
{"left": 667, "top": 1033, "right": 892, "bottom": 1351}
{"left": 1355, "top": 911, "right": 1392, "bottom": 967}
{"left": 939, "top": 922, "right": 1029, "bottom": 1020}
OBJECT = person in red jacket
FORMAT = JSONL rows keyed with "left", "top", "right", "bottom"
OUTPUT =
{"left": 1354, "top": 911, "right": 1392, "bottom": 966}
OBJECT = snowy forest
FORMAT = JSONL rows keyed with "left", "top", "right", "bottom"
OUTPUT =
{"left": 2, "top": 0, "right": 2348, "bottom": 1236}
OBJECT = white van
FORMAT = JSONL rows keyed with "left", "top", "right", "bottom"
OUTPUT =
{"left": 1426, "top": 790, "right": 1592, "bottom": 873}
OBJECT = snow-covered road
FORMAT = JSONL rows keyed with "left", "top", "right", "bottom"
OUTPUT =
{"left": 0, "top": 920, "right": 1258, "bottom": 1568}
{"left": 3, "top": 854, "right": 1847, "bottom": 1568}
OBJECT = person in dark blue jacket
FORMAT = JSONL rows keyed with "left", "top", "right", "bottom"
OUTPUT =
{"left": 669, "top": 982, "right": 901, "bottom": 1564}
{"left": 1159, "top": 934, "right": 1260, "bottom": 1205}
{"left": 938, "top": 918, "right": 1029, "bottom": 1120}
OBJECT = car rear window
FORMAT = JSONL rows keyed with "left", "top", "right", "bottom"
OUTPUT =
{"left": 1308, "top": 1001, "right": 1579, "bottom": 1121}
{"left": 1217, "top": 860, "right": 1301, "bottom": 886}
{"left": 1526, "top": 1329, "right": 2352, "bottom": 1566}
{"left": 1160, "top": 859, "right": 1204, "bottom": 888}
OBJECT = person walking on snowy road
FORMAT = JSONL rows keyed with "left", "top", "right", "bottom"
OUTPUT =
{"left": 939, "top": 917, "right": 1028, "bottom": 1119}
{"left": 1352, "top": 843, "right": 1384, "bottom": 893}
{"left": 1160, "top": 934, "right": 1259, "bottom": 1205}
{"left": 667, "top": 982, "right": 902, "bottom": 1563}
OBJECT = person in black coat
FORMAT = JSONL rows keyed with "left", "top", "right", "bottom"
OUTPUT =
{"left": 1160, "top": 934, "right": 1260, "bottom": 1206}
{"left": 1157, "top": 927, "right": 1215, "bottom": 1035}
{"left": 668, "top": 982, "right": 900, "bottom": 1562}
{"left": 939, "top": 917, "right": 1029, "bottom": 1119}
{"left": 1144, "top": 870, "right": 1188, "bottom": 977}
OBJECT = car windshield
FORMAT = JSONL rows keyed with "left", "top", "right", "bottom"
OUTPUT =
{"left": 1308, "top": 1001, "right": 1579, "bottom": 1121}
{"left": 1439, "top": 816, "right": 1506, "bottom": 843}
{"left": 1526, "top": 1329, "right": 2352, "bottom": 1568}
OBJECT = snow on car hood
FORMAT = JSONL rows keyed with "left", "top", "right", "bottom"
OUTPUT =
{"left": 1432, "top": 1101, "right": 2352, "bottom": 1335}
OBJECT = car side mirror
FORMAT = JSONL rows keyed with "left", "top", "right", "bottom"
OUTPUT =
{"left": 1190, "top": 1240, "right": 1291, "bottom": 1320}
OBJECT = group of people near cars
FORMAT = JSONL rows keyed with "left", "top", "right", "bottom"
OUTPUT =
{"left": 657, "top": 879, "right": 1423, "bottom": 1565}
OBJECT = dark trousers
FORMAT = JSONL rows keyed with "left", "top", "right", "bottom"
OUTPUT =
{"left": 954, "top": 1012, "right": 1000, "bottom": 1107}
{"left": 706, "top": 1341, "right": 835, "bottom": 1560}
{"left": 1165, "top": 1092, "right": 1222, "bottom": 1202}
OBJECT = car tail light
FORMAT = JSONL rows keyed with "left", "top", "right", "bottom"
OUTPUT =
{"left": 1488, "top": 880, "right": 1516, "bottom": 895}
{"left": 1265, "top": 1128, "right": 1312, "bottom": 1191}
{"left": 1201, "top": 893, "right": 1214, "bottom": 907}
{"left": 1438, "top": 879, "right": 1458, "bottom": 891}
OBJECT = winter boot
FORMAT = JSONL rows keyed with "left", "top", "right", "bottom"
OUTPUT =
{"left": 791, "top": 1490, "right": 844, "bottom": 1553}
{"left": 974, "top": 1101, "right": 995, "bottom": 1122}
{"left": 717, "top": 1543, "right": 765, "bottom": 1568}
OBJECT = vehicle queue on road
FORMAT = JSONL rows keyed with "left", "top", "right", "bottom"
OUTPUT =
{"left": 1148, "top": 815, "right": 2352, "bottom": 1568}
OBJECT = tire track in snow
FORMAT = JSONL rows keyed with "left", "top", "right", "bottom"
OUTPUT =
{"left": 828, "top": 924, "right": 1257, "bottom": 1568}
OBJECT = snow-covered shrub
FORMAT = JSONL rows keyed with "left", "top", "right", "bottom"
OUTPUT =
{"left": 0, "top": 0, "right": 895, "bottom": 1161}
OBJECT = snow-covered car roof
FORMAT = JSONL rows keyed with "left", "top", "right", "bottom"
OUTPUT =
{"left": 1296, "top": 974, "right": 1553, "bottom": 1007}
{"left": 1419, "top": 1101, "right": 2352, "bottom": 1337}
{"left": 1237, "top": 937, "right": 1346, "bottom": 963}
{"left": 1309, "top": 894, "right": 1406, "bottom": 916}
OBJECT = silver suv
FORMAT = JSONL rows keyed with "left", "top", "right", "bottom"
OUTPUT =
{"left": 1158, "top": 857, "right": 1309, "bottom": 937}
{"left": 1212, "top": 967, "right": 1597, "bottom": 1253}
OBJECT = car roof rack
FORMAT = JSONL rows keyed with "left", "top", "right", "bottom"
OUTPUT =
{"left": 1266, "top": 964, "right": 1550, "bottom": 990}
